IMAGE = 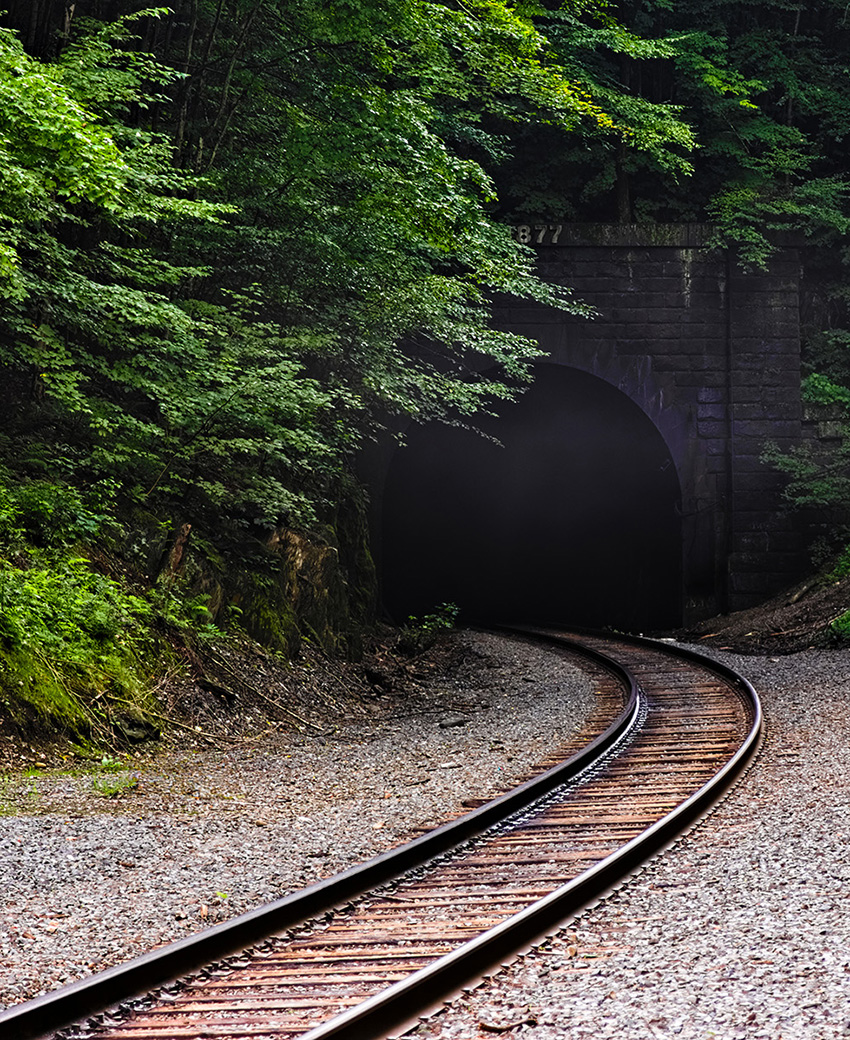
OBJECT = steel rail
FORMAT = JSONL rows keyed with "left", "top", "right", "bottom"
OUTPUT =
{"left": 297, "top": 630, "right": 763, "bottom": 1040}
{"left": 0, "top": 636, "right": 638, "bottom": 1040}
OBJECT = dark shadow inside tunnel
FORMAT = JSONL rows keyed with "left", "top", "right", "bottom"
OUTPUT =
{"left": 380, "top": 365, "right": 683, "bottom": 631}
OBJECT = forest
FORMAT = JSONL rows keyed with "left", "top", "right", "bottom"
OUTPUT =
{"left": 2, "top": 0, "right": 850, "bottom": 741}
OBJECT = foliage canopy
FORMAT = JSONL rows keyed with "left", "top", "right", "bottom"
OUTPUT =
{"left": 0, "top": 0, "right": 697, "bottom": 734}
{"left": 10, "top": 0, "right": 850, "bottom": 727}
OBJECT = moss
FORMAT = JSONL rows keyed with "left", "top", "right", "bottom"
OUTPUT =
{"left": 230, "top": 570, "right": 301, "bottom": 656}
{"left": 0, "top": 643, "right": 168, "bottom": 746}
{"left": 0, "top": 646, "right": 93, "bottom": 737}
{"left": 332, "top": 478, "right": 378, "bottom": 629}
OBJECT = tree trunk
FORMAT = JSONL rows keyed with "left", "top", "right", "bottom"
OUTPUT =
{"left": 616, "top": 56, "right": 633, "bottom": 224}
{"left": 160, "top": 523, "right": 193, "bottom": 583}
{"left": 616, "top": 140, "right": 632, "bottom": 224}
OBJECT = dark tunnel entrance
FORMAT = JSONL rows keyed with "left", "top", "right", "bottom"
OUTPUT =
{"left": 381, "top": 365, "right": 683, "bottom": 631}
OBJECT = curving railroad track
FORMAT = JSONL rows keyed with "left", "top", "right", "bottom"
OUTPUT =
{"left": 1, "top": 628, "right": 762, "bottom": 1040}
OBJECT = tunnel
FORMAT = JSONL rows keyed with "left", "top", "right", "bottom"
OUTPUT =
{"left": 380, "top": 364, "right": 683, "bottom": 631}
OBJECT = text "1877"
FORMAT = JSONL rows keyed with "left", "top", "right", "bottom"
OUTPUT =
{"left": 512, "top": 224, "right": 563, "bottom": 245}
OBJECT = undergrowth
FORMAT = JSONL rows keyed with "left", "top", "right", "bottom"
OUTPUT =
{"left": 827, "top": 550, "right": 850, "bottom": 641}
{"left": 829, "top": 610, "right": 850, "bottom": 641}
{"left": 0, "top": 471, "right": 219, "bottom": 744}
{"left": 812, "top": 544, "right": 850, "bottom": 642}
{"left": 397, "top": 602, "right": 459, "bottom": 654}
{"left": 825, "top": 543, "right": 850, "bottom": 583}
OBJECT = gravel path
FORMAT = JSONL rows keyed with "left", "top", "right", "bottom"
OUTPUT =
{"left": 413, "top": 642, "right": 850, "bottom": 1040}
{"left": 0, "top": 630, "right": 599, "bottom": 1012}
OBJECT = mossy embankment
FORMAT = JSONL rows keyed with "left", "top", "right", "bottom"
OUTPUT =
{"left": 0, "top": 471, "right": 377, "bottom": 749}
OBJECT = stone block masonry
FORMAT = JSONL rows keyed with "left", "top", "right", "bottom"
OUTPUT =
{"left": 494, "top": 224, "right": 807, "bottom": 620}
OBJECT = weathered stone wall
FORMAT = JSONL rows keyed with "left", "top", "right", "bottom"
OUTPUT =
{"left": 494, "top": 224, "right": 806, "bottom": 618}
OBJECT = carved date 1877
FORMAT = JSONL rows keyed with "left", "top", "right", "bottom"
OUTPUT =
{"left": 512, "top": 224, "right": 563, "bottom": 245}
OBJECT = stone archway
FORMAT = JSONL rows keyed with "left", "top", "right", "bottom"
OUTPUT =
{"left": 492, "top": 224, "right": 807, "bottom": 618}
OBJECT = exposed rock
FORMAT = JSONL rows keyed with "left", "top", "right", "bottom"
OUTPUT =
{"left": 439, "top": 715, "right": 468, "bottom": 729}
{"left": 112, "top": 712, "right": 160, "bottom": 744}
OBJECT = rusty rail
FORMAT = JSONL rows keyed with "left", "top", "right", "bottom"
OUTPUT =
{"left": 1, "top": 630, "right": 761, "bottom": 1040}
{"left": 1, "top": 635, "right": 636, "bottom": 1040}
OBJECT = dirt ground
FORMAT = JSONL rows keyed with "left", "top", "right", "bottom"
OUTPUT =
{"left": 0, "top": 626, "right": 472, "bottom": 773}
{"left": 4, "top": 562, "right": 848, "bottom": 772}
{"left": 678, "top": 571, "right": 850, "bottom": 654}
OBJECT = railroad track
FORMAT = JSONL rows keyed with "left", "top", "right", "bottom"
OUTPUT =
{"left": 2, "top": 628, "right": 761, "bottom": 1040}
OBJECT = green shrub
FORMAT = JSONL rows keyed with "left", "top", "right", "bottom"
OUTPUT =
{"left": 406, "top": 603, "right": 460, "bottom": 633}
{"left": 0, "top": 555, "right": 149, "bottom": 659}
{"left": 829, "top": 610, "right": 850, "bottom": 641}
{"left": 0, "top": 472, "right": 118, "bottom": 550}
{"left": 398, "top": 602, "right": 460, "bottom": 654}
{"left": 826, "top": 544, "right": 850, "bottom": 582}
{"left": 149, "top": 582, "right": 223, "bottom": 642}
{"left": 0, "top": 550, "right": 154, "bottom": 737}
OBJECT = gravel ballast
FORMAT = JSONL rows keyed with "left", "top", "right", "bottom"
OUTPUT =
{"left": 413, "top": 642, "right": 850, "bottom": 1040}
{"left": 0, "top": 630, "right": 599, "bottom": 1012}
{"left": 5, "top": 633, "right": 846, "bottom": 1040}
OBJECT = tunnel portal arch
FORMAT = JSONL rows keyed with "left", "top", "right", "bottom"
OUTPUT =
{"left": 382, "top": 365, "right": 683, "bottom": 630}
{"left": 489, "top": 224, "right": 806, "bottom": 618}
{"left": 368, "top": 224, "right": 808, "bottom": 627}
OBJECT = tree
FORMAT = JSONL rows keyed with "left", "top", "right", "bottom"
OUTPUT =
{"left": 2, "top": 1, "right": 675, "bottom": 538}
